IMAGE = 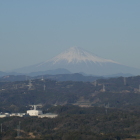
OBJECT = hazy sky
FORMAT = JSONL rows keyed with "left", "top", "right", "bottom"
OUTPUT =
{"left": 0, "top": 0, "right": 140, "bottom": 71}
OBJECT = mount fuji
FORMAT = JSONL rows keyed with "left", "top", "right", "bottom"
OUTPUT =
{"left": 13, "top": 47, "right": 140, "bottom": 76}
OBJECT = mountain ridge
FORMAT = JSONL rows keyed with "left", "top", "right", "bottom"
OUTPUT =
{"left": 12, "top": 47, "right": 140, "bottom": 75}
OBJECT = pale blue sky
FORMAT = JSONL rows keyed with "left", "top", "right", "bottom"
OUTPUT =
{"left": 0, "top": 0, "right": 140, "bottom": 71}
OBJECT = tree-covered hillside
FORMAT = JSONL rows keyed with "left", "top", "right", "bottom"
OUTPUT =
{"left": 0, "top": 76, "right": 140, "bottom": 139}
{"left": 0, "top": 105, "right": 139, "bottom": 140}
{"left": 0, "top": 76, "right": 140, "bottom": 112}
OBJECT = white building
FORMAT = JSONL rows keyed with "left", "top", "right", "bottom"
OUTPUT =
{"left": 27, "top": 105, "right": 43, "bottom": 116}
{"left": 0, "top": 105, "right": 58, "bottom": 118}
{"left": 10, "top": 113, "right": 26, "bottom": 117}
{"left": 38, "top": 113, "right": 58, "bottom": 118}
{"left": 0, "top": 113, "right": 10, "bottom": 118}
{"left": 27, "top": 110, "right": 43, "bottom": 116}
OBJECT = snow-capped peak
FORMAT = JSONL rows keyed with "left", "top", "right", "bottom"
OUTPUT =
{"left": 46, "top": 46, "right": 119, "bottom": 64}
{"left": 13, "top": 46, "right": 140, "bottom": 75}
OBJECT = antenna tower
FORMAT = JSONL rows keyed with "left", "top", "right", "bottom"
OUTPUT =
{"left": 105, "top": 102, "right": 109, "bottom": 115}
{"left": 124, "top": 77, "right": 126, "bottom": 85}
{"left": 28, "top": 80, "right": 32, "bottom": 90}
{"left": 103, "top": 84, "right": 105, "bottom": 92}
{"left": 30, "top": 105, "right": 42, "bottom": 110}
{"left": 17, "top": 121, "right": 21, "bottom": 137}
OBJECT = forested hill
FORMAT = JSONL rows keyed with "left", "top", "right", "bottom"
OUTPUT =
{"left": 0, "top": 76, "right": 140, "bottom": 112}
{"left": 0, "top": 76, "right": 140, "bottom": 139}
{"left": 0, "top": 105, "right": 140, "bottom": 140}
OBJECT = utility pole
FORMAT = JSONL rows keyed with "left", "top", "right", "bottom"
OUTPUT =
{"left": 124, "top": 77, "right": 126, "bottom": 85}
{"left": 103, "top": 84, "right": 105, "bottom": 92}
{"left": 105, "top": 102, "right": 109, "bottom": 115}
{"left": 19, "top": 121, "right": 21, "bottom": 137}
{"left": 17, "top": 125, "right": 19, "bottom": 137}
{"left": 17, "top": 121, "right": 21, "bottom": 137}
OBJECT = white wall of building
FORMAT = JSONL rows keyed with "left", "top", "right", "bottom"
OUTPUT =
{"left": 27, "top": 110, "right": 43, "bottom": 116}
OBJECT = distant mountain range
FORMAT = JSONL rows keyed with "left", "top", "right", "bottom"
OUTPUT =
{"left": 28, "top": 68, "right": 71, "bottom": 76}
{"left": 0, "top": 73, "right": 103, "bottom": 82}
{"left": 0, "top": 71, "right": 23, "bottom": 77}
{"left": 12, "top": 47, "right": 140, "bottom": 76}
{"left": 1, "top": 72, "right": 132, "bottom": 82}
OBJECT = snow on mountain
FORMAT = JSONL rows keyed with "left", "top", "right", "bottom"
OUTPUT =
{"left": 39, "top": 47, "right": 118, "bottom": 66}
{"left": 13, "top": 47, "right": 140, "bottom": 76}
